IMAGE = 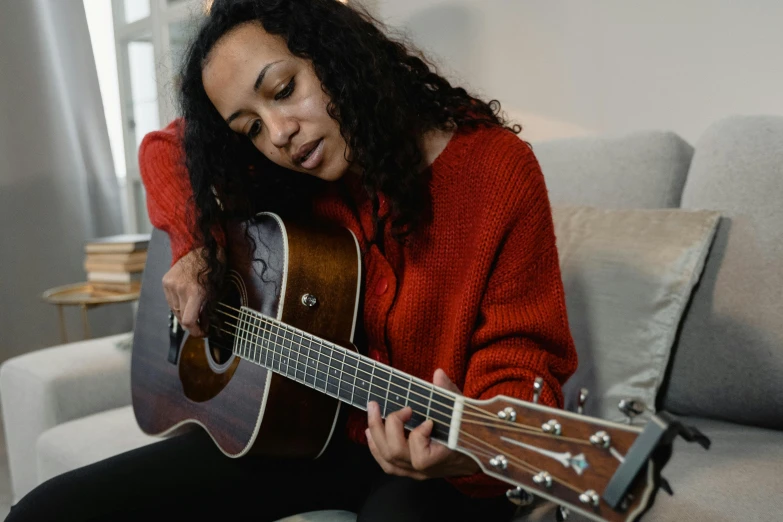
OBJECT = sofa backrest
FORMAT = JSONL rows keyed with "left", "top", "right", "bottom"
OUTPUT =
{"left": 533, "top": 131, "right": 693, "bottom": 208}
{"left": 661, "top": 116, "right": 783, "bottom": 429}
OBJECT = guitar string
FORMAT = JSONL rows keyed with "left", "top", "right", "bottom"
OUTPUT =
{"left": 213, "top": 319, "right": 491, "bottom": 434}
{"left": 215, "top": 304, "right": 501, "bottom": 424}
{"left": 214, "top": 304, "right": 594, "bottom": 446}
{"left": 214, "top": 308, "right": 538, "bottom": 430}
{"left": 215, "top": 301, "right": 538, "bottom": 426}
{"left": 210, "top": 309, "right": 593, "bottom": 447}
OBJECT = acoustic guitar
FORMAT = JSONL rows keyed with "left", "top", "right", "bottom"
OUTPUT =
{"left": 131, "top": 212, "right": 710, "bottom": 522}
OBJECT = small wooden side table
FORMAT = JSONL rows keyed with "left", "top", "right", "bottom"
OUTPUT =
{"left": 41, "top": 282, "right": 141, "bottom": 343}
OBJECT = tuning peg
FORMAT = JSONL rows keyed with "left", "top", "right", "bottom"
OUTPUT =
{"left": 577, "top": 388, "right": 589, "bottom": 414}
{"left": 617, "top": 399, "right": 650, "bottom": 424}
{"left": 532, "top": 377, "right": 543, "bottom": 404}
{"left": 556, "top": 506, "right": 570, "bottom": 521}
{"left": 505, "top": 486, "right": 536, "bottom": 507}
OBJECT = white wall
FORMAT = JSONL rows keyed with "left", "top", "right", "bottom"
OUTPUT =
{"left": 374, "top": 0, "right": 783, "bottom": 143}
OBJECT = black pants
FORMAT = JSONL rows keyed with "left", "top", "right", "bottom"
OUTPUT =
{"left": 6, "top": 427, "right": 516, "bottom": 522}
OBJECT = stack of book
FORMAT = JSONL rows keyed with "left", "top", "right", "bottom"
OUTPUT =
{"left": 84, "top": 234, "right": 151, "bottom": 292}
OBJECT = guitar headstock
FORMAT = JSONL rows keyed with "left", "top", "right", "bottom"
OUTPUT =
{"left": 456, "top": 392, "right": 710, "bottom": 522}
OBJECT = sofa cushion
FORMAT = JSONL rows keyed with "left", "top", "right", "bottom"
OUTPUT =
{"left": 534, "top": 131, "right": 693, "bottom": 209}
{"left": 552, "top": 206, "right": 720, "bottom": 422}
{"left": 662, "top": 115, "right": 783, "bottom": 429}
{"left": 0, "top": 333, "right": 134, "bottom": 502}
{"left": 36, "top": 405, "right": 159, "bottom": 485}
{"left": 512, "top": 417, "right": 783, "bottom": 521}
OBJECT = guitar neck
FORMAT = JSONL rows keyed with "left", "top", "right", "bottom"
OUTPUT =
{"left": 231, "top": 306, "right": 456, "bottom": 443}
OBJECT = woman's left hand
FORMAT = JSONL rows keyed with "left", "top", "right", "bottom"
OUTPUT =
{"left": 365, "top": 368, "right": 480, "bottom": 480}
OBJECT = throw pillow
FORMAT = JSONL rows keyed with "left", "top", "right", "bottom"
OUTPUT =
{"left": 552, "top": 206, "right": 720, "bottom": 423}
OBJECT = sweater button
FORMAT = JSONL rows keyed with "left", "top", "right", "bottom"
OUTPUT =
{"left": 374, "top": 277, "right": 389, "bottom": 296}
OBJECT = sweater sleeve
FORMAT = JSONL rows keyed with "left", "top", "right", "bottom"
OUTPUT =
{"left": 447, "top": 142, "right": 578, "bottom": 498}
{"left": 138, "top": 118, "right": 224, "bottom": 266}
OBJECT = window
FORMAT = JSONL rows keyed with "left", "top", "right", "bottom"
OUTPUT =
{"left": 85, "top": 0, "right": 207, "bottom": 234}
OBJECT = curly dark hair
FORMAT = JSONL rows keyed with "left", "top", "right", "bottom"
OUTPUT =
{"left": 179, "top": 0, "right": 521, "bottom": 316}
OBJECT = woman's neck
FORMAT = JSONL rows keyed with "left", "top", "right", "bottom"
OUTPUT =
{"left": 418, "top": 127, "right": 455, "bottom": 172}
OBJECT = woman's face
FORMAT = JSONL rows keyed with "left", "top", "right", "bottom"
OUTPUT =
{"left": 203, "top": 22, "right": 351, "bottom": 181}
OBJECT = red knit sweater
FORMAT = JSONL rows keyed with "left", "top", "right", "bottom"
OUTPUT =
{"left": 138, "top": 119, "right": 577, "bottom": 497}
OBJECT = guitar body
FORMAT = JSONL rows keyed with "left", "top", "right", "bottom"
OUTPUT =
{"left": 131, "top": 213, "right": 362, "bottom": 458}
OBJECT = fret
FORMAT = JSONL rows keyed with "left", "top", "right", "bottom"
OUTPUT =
{"left": 428, "top": 388, "right": 454, "bottom": 442}
{"left": 343, "top": 353, "right": 359, "bottom": 404}
{"left": 338, "top": 351, "right": 348, "bottom": 399}
{"left": 325, "top": 346, "right": 340, "bottom": 397}
{"left": 333, "top": 351, "right": 353, "bottom": 402}
{"left": 354, "top": 359, "right": 373, "bottom": 408}
{"left": 273, "top": 322, "right": 291, "bottom": 379}
{"left": 302, "top": 335, "right": 318, "bottom": 387}
{"left": 407, "top": 380, "right": 432, "bottom": 429}
{"left": 368, "top": 361, "right": 387, "bottom": 412}
{"left": 314, "top": 341, "right": 331, "bottom": 393}
{"left": 262, "top": 316, "right": 272, "bottom": 368}
{"left": 246, "top": 313, "right": 255, "bottom": 362}
{"left": 239, "top": 310, "right": 249, "bottom": 359}
{"left": 252, "top": 314, "right": 262, "bottom": 365}
{"left": 246, "top": 312, "right": 254, "bottom": 360}
{"left": 245, "top": 312, "right": 253, "bottom": 360}
{"left": 387, "top": 372, "right": 410, "bottom": 416}
{"left": 264, "top": 319, "right": 280, "bottom": 372}
{"left": 382, "top": 367, "right": 392, "bottom": 416}
{"left": 281, "top": 328, "right": 301, "bottom": 382}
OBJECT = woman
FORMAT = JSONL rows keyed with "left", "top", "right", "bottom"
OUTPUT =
{"left": 7, "top": 1, "right": 576, "bottom": 521}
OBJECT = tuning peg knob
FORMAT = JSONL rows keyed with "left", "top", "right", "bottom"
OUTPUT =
{"left": 577, "top": 388, "right": 589, "bottom": 414}
{"left": 497, "top": 406, "right": 517, "bottom": 422}
{"left": 532, "top": 471, "right": 553, "bottom": 488}
{"left": 489, "top": 455, "right": 508, "bottom": 470}
{"left": 556, "top": 506, "right": 570, "bottom": 521}
{"left": 589, "top": 430, "right": 611, "bottom": 448}
{"left": 505, "top": 486, "right": 536, "bottom": 507}
{"left": 532, "top": 377, "right": 543, "bottom": 404}
{"left": 541, "top": 419, "right": 562, "bottom": 435}
{"left": 579, "top": 489, "right": 600, "bottom": 507}
{"left": 618, "top": 399, "right": 649, "bottom": 424}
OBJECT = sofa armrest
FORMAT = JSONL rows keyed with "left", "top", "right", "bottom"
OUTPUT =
{"left": 0, "top": 332, "right": 133, "bottom": 502}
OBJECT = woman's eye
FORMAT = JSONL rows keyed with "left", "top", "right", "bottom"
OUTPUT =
{"left": 247, "top": 120, "right": 262, "bottom": 139}
{"left": 274, "top": 78, "right": 296, "bottom": 101}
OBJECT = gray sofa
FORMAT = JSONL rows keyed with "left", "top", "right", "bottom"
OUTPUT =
{"left": 2, "top": 115, "right": 781, "bottom": 521}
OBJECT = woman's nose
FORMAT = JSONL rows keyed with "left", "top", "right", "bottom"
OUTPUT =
{"left": 267, "top": 113, "right": 298, "bottom": 149}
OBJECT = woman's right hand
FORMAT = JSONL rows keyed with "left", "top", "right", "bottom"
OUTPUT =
{"left": 162, "top": 247, "right": 209, "bottom": 337}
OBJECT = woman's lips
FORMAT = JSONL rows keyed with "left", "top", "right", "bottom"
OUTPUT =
{"left": 300, "top": 138, "right": 324, "bottom": 170}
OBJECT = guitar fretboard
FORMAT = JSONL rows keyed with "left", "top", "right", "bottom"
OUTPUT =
{"left": 231, "top": 307, "right": 454, "bottom": 442}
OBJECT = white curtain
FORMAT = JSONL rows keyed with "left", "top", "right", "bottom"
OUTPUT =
{"left": 0, "top": 0, "right": 129, "bottom": 361}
